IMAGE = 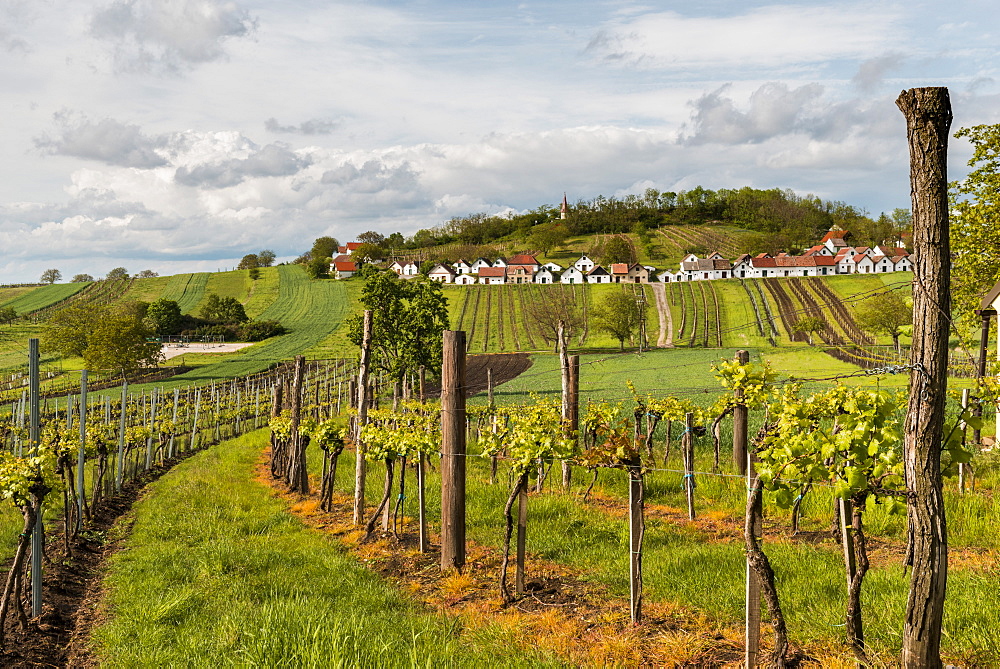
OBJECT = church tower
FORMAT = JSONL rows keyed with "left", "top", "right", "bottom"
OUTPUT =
{"left": 560, "top": 193, "right": 568, "bottom": 220}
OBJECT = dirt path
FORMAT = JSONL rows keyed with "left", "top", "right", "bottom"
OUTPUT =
{"left": 651, "top": 282, "right": 673, "bottom": 347}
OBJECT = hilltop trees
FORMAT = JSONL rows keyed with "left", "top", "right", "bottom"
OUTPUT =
{"left": 71, "top": 273, "right": 94, "bottom": 282}
{"left": 40, "top": 269, "right": 61, "bottom": 284}
{"left": 106, "top": 267, "right": 129, "bottom": 280}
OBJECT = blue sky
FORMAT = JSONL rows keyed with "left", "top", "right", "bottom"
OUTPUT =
{"left": 1, "top": 0, "right": 998, "bottom": 282}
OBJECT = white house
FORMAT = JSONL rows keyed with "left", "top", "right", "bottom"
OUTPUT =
{"left": 453, "top": 259, "right": 471, "bottom": 275}
{"left": 871, "top": 255, "right": 895, "bottom": 273}
{"left": 534, "top": 267, "right": 557, "bottom": 284}
{"left": 493, "top": 258, "right": 508, "bottom": 268}
{"left": 586, "top": 266, "right": 611, "bottom": 284}
{"left": 428, "top": 264, "right": 455, "bottom": 283}
{"left": 574, "top": 255, "right": 596, "bottom": 273}
{"left": 560, "top": 267, "right": 586, "bottom": 284}
{"left": 471, "top": 258, "right": 492, "bottom": 273}
{"left": 854, "top": 254, "right": 875, "bottom": 274}
{"left": 656, "top": 269, "right": 677, "bottom": 283}
{"left": 333, "top": 261, "right": 358, "bottom": 279}
{"left": 892, "top": 255, "right": 913, "bottom": 272}
{"left": 454, "top": 273, "right": 477, "bottom": 285}
{"left": 542, "top": 261, "right": 562, "bottom": 272}
{"left": 478, "top": 267, "right": 506, "bottom": 284}
{"left": 388, "top": 261, "right": 405, "bottom": 276}
{"left": 402, "top": 261, "right": 420, "bottom": 277}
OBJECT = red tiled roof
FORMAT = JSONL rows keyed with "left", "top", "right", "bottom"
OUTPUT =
{"left": 610, "top": 263, "right": 630, "bottom": 274}
{"left": 508, "top": 254, "right": 539, "bottom": 265}
{"left": 478, "top": 267, "right": 506, "bottom": 278}
{"left": 751, "top": 258, "right": 776, "bottom": 268}
{"left": 334, "top": 261, "right": 357, "bottom": 272}
{"left": 821, "top": 229, "right": 851, "bottom": 243}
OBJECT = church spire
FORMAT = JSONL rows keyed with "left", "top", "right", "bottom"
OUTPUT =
{"left": 560, "top": 192, "right": 568, "bottom": 220}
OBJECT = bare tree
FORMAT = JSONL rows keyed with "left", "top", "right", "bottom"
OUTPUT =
{"left": 524, "top": 286, "right": 583, "bottom": 350}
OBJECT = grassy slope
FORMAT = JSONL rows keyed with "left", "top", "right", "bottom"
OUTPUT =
{"left": 92, "top": 429, "right": 554, "bottom": 667}
{"left": 2, "top": 282, "right": 89, "bottom": 314}
{"left": 160, "top": 273, "right": 211, "bottom": 314}
{"left": 243, "top": 266, "right": 281, "bottom": 319}
{"left": 0, "top": 286, "right": 38, "bottom": 305}
{"left": 120, "top": 276, "right": 174, "bottom": 304}
{"left": 191, "top": 269, "right": 252, "bottom": 316}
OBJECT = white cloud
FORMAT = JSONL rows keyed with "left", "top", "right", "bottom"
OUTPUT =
{"left": 34, "top": 112, "right": 169, "bottom": 168}
{"left": 90, "top": 0, "right": 257, "bottom": 73}
{"left": 587, "top": 5, "right": 904, "bottom": 71}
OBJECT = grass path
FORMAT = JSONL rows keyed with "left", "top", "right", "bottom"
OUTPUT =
{"left": 91, "top": 429, "right": 553, "bottom": 667}
{"left": 160, "top": 273, "right": 211, "bottom": 314}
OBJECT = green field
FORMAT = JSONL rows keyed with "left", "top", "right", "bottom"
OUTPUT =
{"left": 1, "top": 281, "right": 89, "bottom": 315}
{"left": 160, "top": 272, "right": 211, "bottom": 314}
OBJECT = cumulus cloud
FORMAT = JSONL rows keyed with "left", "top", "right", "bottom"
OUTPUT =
{"left": 174, "top": 142, "right": 311, "bottom": 188}
{"left": 587, "top": 5, "right": 902, "bottom": 70}
{"left": 90, "top": 0, "right": 256, "bottom": 73}
{"left": 265, "top": 117, "right": 339, "bottom": 135}
{"left": 683, "top": 83, "right": 826, "bottom": 144}
{"left": 34, "top": 113, "right": 168, "bottom": 168}
{"left": 320, "top": 160, "right": 419, "bottom": 194}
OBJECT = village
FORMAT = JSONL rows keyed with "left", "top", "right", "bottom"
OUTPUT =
{"left": 328, "top": 226, "right": 913, "bottom": 284}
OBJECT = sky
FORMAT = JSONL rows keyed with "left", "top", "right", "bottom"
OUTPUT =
{"left": 1, "top": 0, "right": 999, "bottom": 283}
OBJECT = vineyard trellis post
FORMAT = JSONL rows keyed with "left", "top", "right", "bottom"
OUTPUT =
{"left": 628, "top": 452, "right": 644, "bottom": 623}
{"left": 745, "top": 433, "right": 763, "bottom": 667}
{"left": 76, "top": 370, "right": 87, "bottom": 531}
{"left": 115, "top": 381, "right": 128, "bottom": 491}
{"left": 683, "top": 411, "right": 696, "bottom": 520}
{"left": 287, "top": 355, "right": 308, "bottom": 493}
{"left": 418, "top": 363, "right": 428, "bottom": 553}
{"left": 29, "top": 338, "right": 43, "bottom": 617}
{"left": 973, "top": 309, "right": 992, "bottom": 446}
{"left": 897, "top": 85, "right": 952, "bottom": 669}
{"left": 515, "top": 481, "right": 527, "bottom": 594}
{"left": 733, "top": 350, "right": 749, "bottom": 475}
{"left": 960, "top": 388, "right": 970, "bottom": 492}
{"left": 354, "top": 310, "right": 372, "bottom": 525}
{"left": 144, "top": 387, "right": 158, "bottom": 469}
{"left": 559, "top": 321, "right": 572, "bottom": 488}
{"left": 440, "top": 330, "right": 467, "bottom": 572}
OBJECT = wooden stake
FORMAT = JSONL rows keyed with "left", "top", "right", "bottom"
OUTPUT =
{"left": 733, "top": 350, "right": 749, "bottom": 475}
{"left": 683, "top": 412, "right": 696, "bottom": 520}
{"left": 354, "top": 311, "right": 372, "bottom": 525}
{"left": 745, "top": 448, "right": 763, "bottom": 667}
{"left": 440, "top": 330, "right": 467, "bottom": 572}
{"left": 515, "top": 483, "right": 527, "bottom": 594}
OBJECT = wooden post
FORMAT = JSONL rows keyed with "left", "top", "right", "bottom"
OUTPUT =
{"left": 515, "top": 483, "right": 527, "bottom": 594}
{"left": 745, "top": 448, "right": 763, "bottom": 667}
{"left": 487, "top": 367, "right": 493, "bottom": 407}
{"left": 440, "top": 330, "right": 467, "bottom": 572}
{"left": 896, "top": 86, "right": 952, "bottom": 669}
{"left": 354, "top": 311, "right": 372, "bottom": 525}
{"left": 683, "top": 412, "right": 696, "bottom": 520}
{"left": 959, "top": 388, "right": 970, "bottom": 493}
{"left": 733, "top": 350, "right": 749, "bottom": 475}
{"left": 419, "top": 365, "right": 426, "bottom": 404}
{"left": 973, "top": 311, "right": 992, "bottom": 446}
{"left": 76, "top": 370, "right": 87, "bottom": 531}
{"left": 28, "top": 339, "right": 43, "bottom": 617}
{"left": 418, "top": 364, "right": 428, "bottom": 553}
{"left": 628, "top": 459, "right": 644, "bottom": 623}
{"left": 559, "top": 321, "right": 573, "bottom": 488}
{"left": 115, "top": 381, "right": 128, "bottom": 491}
{"left": 288, "top": 355, "right": 308, "bottom": 493}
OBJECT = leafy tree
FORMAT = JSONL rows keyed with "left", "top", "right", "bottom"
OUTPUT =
{"left": 248, "top": 266, "right": 261, "bottom": 281}
{"left": 306, "top": 256, "right": 330, "bottom": 279}
{"left": 357, "top": 230, "right": 386, "bottom": 247}
{"left": 792, "top": 316, "right": 826, "bottom": 345}
{"left": 238, "top": 254, "right": 259, "bottom": 270}
{"left": 311, "top": 236, "right": 340, "bottom": 261}
{"left": 0, "top": 306, "right": 17, "bottom": 326}
{"left": 145, "top": 298, "right": 183, "bottom": 335}
{"left": 351, "top": 243, "right": 384, "bottom": 263}
{"left": 40, "top": 268, "right": 61, "bottom": 284}
{"left": 385, "top": 232, "right": 405, "bottom": 250}
{"left": 136, "top": 269, "right": 158, "bottom": 278}
{"left": 71, "top": 273, "right": 94, "bottom": 282}
{"left": 592, "top": 290, "right": 646, "bottom": 350}
{"left": 855, "top": 291, "right": 911, "bottom": 352}
{"left": 257, "top": 249, "right": 276, "bottom": 267}
{"left": 950, "top": 124, "right": 1000, "bottom": 325}
{"left": 106, "top": 267, "right": 129, "bottom": 281}
{"left": 528, "top": 224, "right": 569, "bottom": 256}
{"left": 44, "top": 301, "right": 162, "bottom": 377}
{"left": 346, "top": 272, "right": 449, "bottom": 398}
{"left": 200, "top": 293, "right": 249, "bottom": 323}
{"left": 600, "top": 236, "right": 635, "bottom": 265}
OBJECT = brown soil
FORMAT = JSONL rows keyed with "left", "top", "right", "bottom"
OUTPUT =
{"left": 422, "top": 352, "right": 532, "bottom": 399}
{"left": 0, "top": 457, "right": 192, "bottom": 668}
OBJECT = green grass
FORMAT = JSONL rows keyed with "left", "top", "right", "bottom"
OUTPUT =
{"left": 244, "top": 266, "right": 281, "bottom": 319}
{"left": 160, "top": 273, "right": 211, "bottom": 314}
{"left": 92, "top": 429, "right": 557, "bottom": 667}
{"left": 192, "top": 269, "right": 252, "bottom": 315}
{"left": 2, "top": 282, "right": 89, "bottom": 314}
{"left": 0, "top": 285, "right": 39, "bottom": 306}
{"left": 120, "top": 275, "right": 175, "bottom": 304}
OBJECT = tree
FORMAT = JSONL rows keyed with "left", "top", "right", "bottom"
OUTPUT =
{"left": 306, "top": 256, "right": 330, "bottom": 279}
{"left": 136, "top": 269, "right": 158, "bottom": 278}
{"left": 238, "top": 253, "right": 260, "bottom": 270}
{"left": 357, "top": 230, "right": 386, "bottom": 247}
{"left": 71, "top": 273, "right": 94, "bottom": 283}
{"left": 40, "top": 269, "right": 61, "bottom": 284}
{"left": 311, "top": 236, "right": 340, "bottom": 261}
{"left": 524, "top": 286, "right": 583, "bottom": 349}
{"left": 950, "top": 124, "right": 1000, "bottom": 326}
{"left": 855, "top": 291, "right": 911, "bottom": 352}
{"left": 346, "top": 272, "right": 449, "bottom": 401}
{"left": 0, "top": 306, "right": 17, "bottom": 327}
{"left": 351, "top": 243, "right": 385, "bottom": 263}
{"left": 257, "top": 249, "right": 276, "bottom": 267}
{"left": 44, "top": 300, "right": 162, "bottom": 377}
{"left": 592, "top": 290, "right": 646, "bottom": 350}
{"left": 106, "top": 267, "right": 129, "bottom": 280}
{"left": 200, "top": 293, "right": 248, "bottom": 323}
{"left": 145, "top": 298, "right": 183, "bottom": 335}
{"left": 248, "top": 266, "right": 261, "bottom": 281}
{"left": 792, "top": 316, "right": 826, "bottom": 345}
{"left": 528, "top": 224, "right": 569, "bottom": 256}
{"left": 600, "top": 236, "right": 636, "bottom": 265}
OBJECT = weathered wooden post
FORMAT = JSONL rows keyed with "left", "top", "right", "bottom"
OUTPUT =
{"left": 896, "top": 86, "right": 952, "bottom": 669}
{"left": 354, "top": 310, "right": 372, "bottom": 525}
{"left": 288, "top": 355, "right": 308, "bottom": 493}
{"left": 733, "top": 350, "right": 749, "bottom": 475}
{"left": 28, "top": 339, "right": 43, "bottom": 617}
{"left": 440, "top": 330, "right": 467, "bottom": 572}
{"left": 683, "top": 412, "right": 696, "bottom": 520}
{"left": 77, "top": 370, "right": 88, "bottom": 531}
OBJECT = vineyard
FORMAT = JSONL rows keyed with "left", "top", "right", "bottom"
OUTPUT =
{"left": 1, "top": 339, "right": 987, "bottom": 665}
